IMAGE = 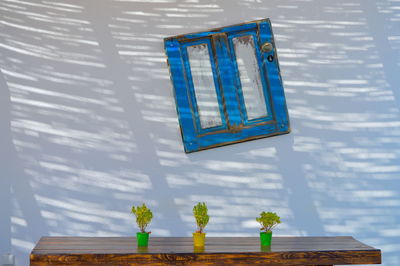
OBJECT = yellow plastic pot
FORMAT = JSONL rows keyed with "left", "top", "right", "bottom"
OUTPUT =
{"left": 193, "top": 232, "right": 206, "bottom": 247}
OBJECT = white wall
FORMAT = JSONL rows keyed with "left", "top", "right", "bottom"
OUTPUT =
{"left": 1, "top": 0, "right": 399, "bottom": 265}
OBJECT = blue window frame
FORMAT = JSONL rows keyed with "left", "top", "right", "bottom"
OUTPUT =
{"left": 164, "top": 19, "right": 290, "bottom": 153}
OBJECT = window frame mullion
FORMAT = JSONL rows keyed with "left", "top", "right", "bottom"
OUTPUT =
{"left": 212, "top": 33, "right": 243, "bottom": 132}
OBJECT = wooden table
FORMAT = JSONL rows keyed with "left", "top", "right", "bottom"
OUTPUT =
{"left": 30, "top": 236, "right": 381, "bottom": 265}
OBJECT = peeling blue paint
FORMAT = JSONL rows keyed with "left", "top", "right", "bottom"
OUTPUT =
{"left": 164, "top": 19, "right": 290, "bottom": 153}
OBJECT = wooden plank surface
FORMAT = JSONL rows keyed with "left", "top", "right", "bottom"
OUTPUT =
{"left": 30, "top": 236, "right": 381, "bottom": 265}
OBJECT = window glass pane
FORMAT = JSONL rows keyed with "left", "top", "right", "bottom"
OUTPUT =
{"left": 233, "top": 35, "right": 268, "bottom": 120}
{"left": 187, "top": 43, "right": 222, "bottom": 129}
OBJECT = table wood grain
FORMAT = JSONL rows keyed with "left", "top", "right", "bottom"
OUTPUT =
{"left": 30, "top": 236, "right": 381, "bottom": 265}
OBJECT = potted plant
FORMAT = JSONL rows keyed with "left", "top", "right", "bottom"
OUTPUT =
{"left": 256, "top": 211, "right": 281, "bottom": 246}
{"left": 131, "top": 203, "right": 153, "bottom": 247}
{"left": 192, "top": 202, "right": 209, "bottom": 247}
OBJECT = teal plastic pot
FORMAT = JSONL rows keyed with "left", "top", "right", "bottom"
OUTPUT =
{"left": 136, "top": 232, "right": 149, "bottom": 247}
{"left": 260, "top": 231, "right": 272, "bottom": 246}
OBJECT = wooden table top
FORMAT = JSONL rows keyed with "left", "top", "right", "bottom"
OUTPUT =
{"left": 30, "top": 236, "right": 381, "bottom": 265}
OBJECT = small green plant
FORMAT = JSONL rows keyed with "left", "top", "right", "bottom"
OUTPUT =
{"left": 193, "top": 202, "right": 209, "bottom": 233}
{"left": 256, "top": 211, "right": 281, "bottom": 232}
{"left": 131, "top": 203, "right": 153, "bottom": 233}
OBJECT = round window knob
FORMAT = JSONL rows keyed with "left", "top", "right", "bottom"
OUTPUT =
{"left": 261, "top": 42, "right": 273, "bottom": 53}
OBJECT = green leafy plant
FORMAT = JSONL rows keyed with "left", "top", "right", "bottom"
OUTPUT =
{"left": 131, "top": 203, "right": 153, "bottom": 233}
{"left": 193, "top": 202, "right": 209, "bottom": 233}
{"left": 256, "top": 211, "right": 281, "bottom": 232}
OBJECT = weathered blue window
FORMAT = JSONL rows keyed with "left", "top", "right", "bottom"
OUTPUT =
{"left": 164, "top": 19, "right": 290, "bottom": 153}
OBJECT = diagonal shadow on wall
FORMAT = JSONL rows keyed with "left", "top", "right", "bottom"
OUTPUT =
{"left": 81, "top": 0, "right": 188, "bottom": 235}
{"left": 0, "top": 69, "right": 48, "bottom": 257}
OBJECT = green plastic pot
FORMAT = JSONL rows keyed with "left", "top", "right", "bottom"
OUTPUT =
{"left": 260, "top": 231, "right": 272, "bottom": 246}
{"left": 136, "top": 232, "right": 150, "bottom": 247}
